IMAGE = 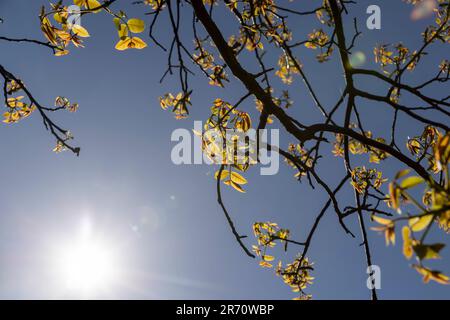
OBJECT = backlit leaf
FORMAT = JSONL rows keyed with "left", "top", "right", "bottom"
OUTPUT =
{"left": 230, "top": 172, "right": 247, "bottom": 185}
{"left": 71, "top": 24, "right": 90, "bottom": 37}
{"left": 409, "top": 214, "right": 434, "bottom": 232}
{"left": 224, "top": 179, "right": 246, "bottom": 193}
{"left": 372, "top": 215, "right": 392, "bottom": 226}
{"left": 127, "top": 18, "right": 145, "bottom": 33}
{"left": 413, "top": 243, "right": 445, "bottom": 260}
{"left": 214, "top": 170, "right": 229, "bottom": 180}
{"left": 402, "top": 226, "right": 413, "bottom": 260}
{"left": 400, "top": 176, "right": 424, "bottom": 189}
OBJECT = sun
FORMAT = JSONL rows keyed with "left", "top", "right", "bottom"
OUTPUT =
{"left": 59, "top": 240, "right": 115, "bottom": 293}
{"left": 54, "top": 218, "right": 118, "bottom": 297}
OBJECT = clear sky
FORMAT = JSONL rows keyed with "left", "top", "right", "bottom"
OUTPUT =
{"left": 0, "top": 0, "right": 449, "bottom": 299}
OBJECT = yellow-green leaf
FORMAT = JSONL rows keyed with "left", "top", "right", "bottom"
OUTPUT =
{"left": 409, "top": 214, "right": 434, "bottom": 232}
{"left": 224, "top": 180, "right": 246, "bottom": 193}
{"left": 230, "top": 171, "right": 247, "bottom": 185}
{"left": 54, "top": 13, "right": 64, "bottom": 24}
{"left": 54, "top": 49, "right": 69, "bottom": 56}
{"left": 118, "top": 24, "right": 128, "bottom": 40}
{"left": 402, "top": 226, "right": 413, "bottom": 260}
{"left": 413, "top": 243, "right": 445, "bottom": 260}
{"left": 130, "top": 37, "right": 147, "bottom": 49}
{"left": 372, "top": 215, "right": 392, "bottom": 226}
{"left": 259, "top": 260, "right": 273, "bottom": 268}
{"left": 113, "top": 17, "right": 121, "bottom": 30}
{"left": 214, "top": 170, "right": 229, "bottom": 181}
{"left": 115, "top": 38, "right": 131, "bottom": 51}
{"left": 413, "top": 265, "right": 450, "bottom": 285}
{"left": 400, "top": 176, "right": 424, "bottom": 189}
{"left": 395, "top": 169, "right": 410, "bottom": 180}
{"left": 84, "top": 0, "right": 101, "bottom": 11}
{"left": 127, "top": 18, "right": 145, "bottom": 33}
{"left": 263, "top": 255, "right": 275, "bottom": 262}
{"left": 71, "top": 24, "right": 90, "bottom": 37}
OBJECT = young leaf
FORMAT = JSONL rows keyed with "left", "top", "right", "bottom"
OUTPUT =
{"left": 262, "top": 255, "right": 275, "bottom": 262}
{"left": 130, "top": 37, "right": 147, "bottom": 49}
{"left": 413, "top": 243, "right": 445, "bottom": 260}
{"left": 400, "top": 176, "right": 424, "bottom": 189}
{"left": 71, "top": 24, "right": 90, "bottom": 38}
{"left": 214, "top": 170, "right": 229, "bottom": 180}
{"left": 113, "top": 17, "right": 121, "bottom": 30}
{"left": 402, "top": 226, "right": 413, "bottom": 260}
{"left": 224, "top": 180, "right": 246, "bottom": 193}
{"left": 230, "top": 171, "right": 247, "bottom": 185}
{"left": 127, "top": 18, "right": 145, "bottom": 33}
{"left": 259, "top": 261, "right": 273, "bottom": 268}
{"left": 409, "top": 214, "right": 434, "bottom": 232}
{"left": 115, "top": 37, "right": 131, "bottom": 51}
{"left": 395, "top": 169, "right": 410, "bottom": 180}
{"left": 413, "top": 265, "right": 450, "bottom": 285}
{"left": 372, "top": 215, "right": 392, "bottom": 226}
{"left": 118, "top": 24, "right": 129, "bottom": 39}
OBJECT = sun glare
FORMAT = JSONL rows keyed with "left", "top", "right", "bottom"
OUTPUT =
{"left": 60, "top": 241, "right": 115, "bottom": 293}
{"left": 54, "top": 217, "right": 118, "bottom": 297}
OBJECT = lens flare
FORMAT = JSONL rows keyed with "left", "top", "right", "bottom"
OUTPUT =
{"left": 349, "top": 51, "right": 366, "bottom": 68}
{"left": 411, "top": 0, "right": 437, "bottom": 21}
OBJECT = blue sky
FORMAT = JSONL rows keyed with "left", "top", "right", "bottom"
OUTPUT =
{"left": 0, "top": 0, "right": 449, "bottom": 299}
